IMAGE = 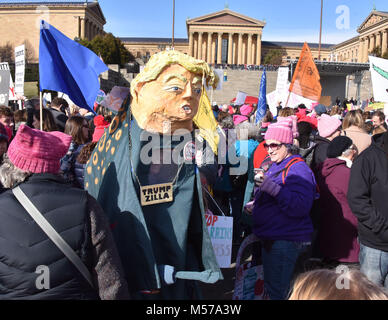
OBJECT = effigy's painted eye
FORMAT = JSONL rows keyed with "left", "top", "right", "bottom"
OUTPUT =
{"left": 164, "top": 85, "right": 183, "bottom": 93}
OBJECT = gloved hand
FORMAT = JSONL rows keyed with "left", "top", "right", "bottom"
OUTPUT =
{"left": 260, "top": 176, "right": 281, "bottom": 197}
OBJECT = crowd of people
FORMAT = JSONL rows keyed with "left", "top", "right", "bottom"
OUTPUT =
{"left": 210, "top": 100, "right": 388, "bottom": 300}
{"left": 0, "top": 90, "right": 388, "bottom": 300}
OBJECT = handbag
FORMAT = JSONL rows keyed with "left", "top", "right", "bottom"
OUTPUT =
{"left": 233, "top": 233, "right": 268, "bottom": 300}
{"left": 12, "top": 186, "right": 94, "bottom": 288}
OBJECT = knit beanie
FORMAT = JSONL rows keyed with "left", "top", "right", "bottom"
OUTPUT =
{"left": 233, "top": 115, "right": 249, "bottom": 126}
{"left": 318, "top": 114, "right": 342, "bottom": 138}
{"left": 240, "top": 104, "right": 253, "bottom": 116}
{"left": 265, "top": 117, "right": 293, "bottom": 144}
{"left": 7, "top": 124, "right": 72, "bottom": 174}
{"left": 277, "top": 115, "right": 299, "bottom": 139}
{"left": 92, "top": 115, "right": 110, "bottom": 143}
{"left": 327, "top": 136, "right": 353, "bottom": 158}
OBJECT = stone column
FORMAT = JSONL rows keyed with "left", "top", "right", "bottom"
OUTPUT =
{"left": 228, "top": 33, "right": 233, "bottom": 64}
{"left": 217, "top": 33, "right": 222, "bottom": 64}
{"left": 256, "top": 33, "right": 262, "bottom": 65}
{"left": 238, "top": 33, "right": 243, "bottom": 64}
{"left": 198, "top": 32, "right": 203, "bottom": 60}
{"left": 370, "top": 34, "right": 375, "bottom": 53}
{"left": 193, "top": 33, "right": 198, "bottom": 59}
{"left": 89, "top": 22, "right": 93, "bottom": 40}
{"left": 359, "top": 38, "right": 365, "bottom": 63}
{"left": 81, "top": 19, "right": 86, "bottom": 39}
{"left": 364, "top": 37, "right": 369, "bottom": 61}
{"left": 211, "top": 36, "right": 216, "bottom": 64}
{"left": 189, "top": 32, "right": 194, "bottom": 57}
{"left": 233, "top": 35, "right": 238, "bottom": 64}
{"left": 207, "top": 32, "right": 212, "bottom": 63}
{"left": 247, "top": 34, "right": 253, "bottom": 65}
{"left": 376, "top": 32, "right": 382, "bottom": 51}
{"left": 382, "top": 29, "right": 388, "bottom": 56}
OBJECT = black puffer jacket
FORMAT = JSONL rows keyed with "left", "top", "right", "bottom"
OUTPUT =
{"left": 0, "top": 174, "right": 98, "bottom": 300}
{"left": 347, "top": 142, "right": 388, "bottom": 252}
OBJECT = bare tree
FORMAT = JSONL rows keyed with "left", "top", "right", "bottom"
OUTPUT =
{"left": 0, "top": 42, "right": 14, "bottom": 63}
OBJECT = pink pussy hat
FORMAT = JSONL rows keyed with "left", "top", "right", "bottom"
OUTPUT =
{"left": 318, "top": 114, "right": 342, "bottom": 138}
{"left": 7, "top": 124, "right": 72, "bottom": 174}
{"left": 240, "top": 104, "right": 253, "bottom": 116}
{"left": 233, "top": 115, "right": 249, "bottom": 126}
{"left": 265, "top": 117, "right": 294, "bottom": 144}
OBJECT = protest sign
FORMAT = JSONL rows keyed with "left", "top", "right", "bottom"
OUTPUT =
{"left": 205, "top": 214, "right": 233, "bottom": 268}
{"left": 276, "top": 67, "right": 289, "bottom": 94}
{"left": 235, "top": 91, "right": 248, "bottom": 105}
{"left": 0, "top": 66, "right": 11, "bottom": 106}
{"left": 101, "top": 86, "right": 131, "bottom": 112}
{"left": 0, "top": 62, "right": 16, "bottom": 101}
{"left": 14, "top": 45, "right": 25, "bottom": 96}
{"left": 369, "top": 56, "right": 388, "bottom": 103}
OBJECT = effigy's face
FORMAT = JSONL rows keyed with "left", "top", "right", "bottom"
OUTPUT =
{"left": 133, "top": 64, "right": 202, "bottom": 133}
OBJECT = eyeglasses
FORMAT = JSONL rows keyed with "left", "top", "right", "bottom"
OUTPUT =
{"left": 264, "top": 143, "right": 283, "bottom": 151}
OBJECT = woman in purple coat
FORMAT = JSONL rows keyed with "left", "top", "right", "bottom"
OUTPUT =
{"left": 253, "top": 118, "right": 318, "bottom": 300}
{"left": 316, "top": 136, "right": 360, "bottom": 265}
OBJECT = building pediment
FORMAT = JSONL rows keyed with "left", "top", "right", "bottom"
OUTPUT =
{"left": 357, "top": 11, "right": 388, "bottom": 33}
{"left": 87, "top": 2, "right": 106, "bottom": 24}
{"left": 187, "top": 9, "right": 265, "bottom": 27}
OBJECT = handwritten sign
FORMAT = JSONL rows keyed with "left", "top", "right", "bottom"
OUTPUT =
{"left": 0, "top": 64, "right": 10, "bottom": 106}
{"left": 14, "top": 45, "right": 25, "bottom": 96}
{"left": 140, "top": 183, "right": 173, "bottom": 206}
{"left": 205, "top": 214, "right": 233, "bottom": 268}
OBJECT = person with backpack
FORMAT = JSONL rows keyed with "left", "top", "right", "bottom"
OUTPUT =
{"left": 0, "top": 125, "right": 129, "bottom": 299}
{"left": 252, "top": 117, "right": 319, "bottom": 300}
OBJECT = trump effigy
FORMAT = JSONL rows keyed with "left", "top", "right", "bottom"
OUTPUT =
{"left": 85, "top": 50, "right": 222, "bottom": 300}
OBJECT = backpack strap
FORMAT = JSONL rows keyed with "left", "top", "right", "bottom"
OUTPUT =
{"left": 281, "top": 157, "right": 305, "bottom": 184}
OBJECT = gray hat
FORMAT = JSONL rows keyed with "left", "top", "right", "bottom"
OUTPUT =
{"left": 315, "top": 104, "right": 327, "bottom": 116}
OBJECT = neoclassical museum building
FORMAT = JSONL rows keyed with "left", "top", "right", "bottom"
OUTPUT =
{"left": 0, "top": 1, "right": 387, "bottom": 65}
{"left": 122, "top": 8, "right": 388, "bottom": 66}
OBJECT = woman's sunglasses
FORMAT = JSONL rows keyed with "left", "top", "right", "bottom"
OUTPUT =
{"left": 264, "top": 143, "right": 283, "bottom": 151}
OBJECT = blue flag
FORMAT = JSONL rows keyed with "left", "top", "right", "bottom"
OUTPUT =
{"left": 39, "top": 20, "right": 108, "bottom": 113}
{"left": 255, "top": 69, "right": 267, "bottom": 124}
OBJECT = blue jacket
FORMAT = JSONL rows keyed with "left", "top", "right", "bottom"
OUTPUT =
{"left": 252, "top": 155, "right": 317, "bottom": 242}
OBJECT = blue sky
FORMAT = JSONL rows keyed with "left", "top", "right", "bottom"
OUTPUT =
{"left": 98, "top": 0, "right": 387, "bottom": 44}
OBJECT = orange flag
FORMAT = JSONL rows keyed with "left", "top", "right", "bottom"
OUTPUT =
{"left": 289, "top": 42, "right": 322, "bottom": 102}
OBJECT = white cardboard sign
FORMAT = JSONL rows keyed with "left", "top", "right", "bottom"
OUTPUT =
{"left": 205, "top": 214, "right": 233, "bottom": 269}
{"left": 14, "top": 45, "right": 25, "bottom": 96}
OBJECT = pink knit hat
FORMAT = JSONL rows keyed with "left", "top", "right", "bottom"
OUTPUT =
{"left": 265, "top": 117, "right": 293, "bottom": 144}
{"left": 233, "top": 115, "right": 249, "bottom": 126}
{"left": 240, "top": 104, "right": 253, "bottom": 116}
{"left": 8, "top": 124, "right": 72, "bottom": 174}
{"left": 318, "top": 114, "right": 342, "bottom": 138}
{"left": 277, "top": 115, "right": 299, "bottom": 139}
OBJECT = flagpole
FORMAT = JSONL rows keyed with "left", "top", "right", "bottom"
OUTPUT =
{"left": 172, "top": 0, "right": 175, "bottom": 49}
{"left": 284, "top": 91, "right": 291, "bottom": 108}
{"left": 318, "top": 0, "right": 323, "bottom": 61}
{"left": 40, "top": 91, "right": 43, "bottom": 131}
